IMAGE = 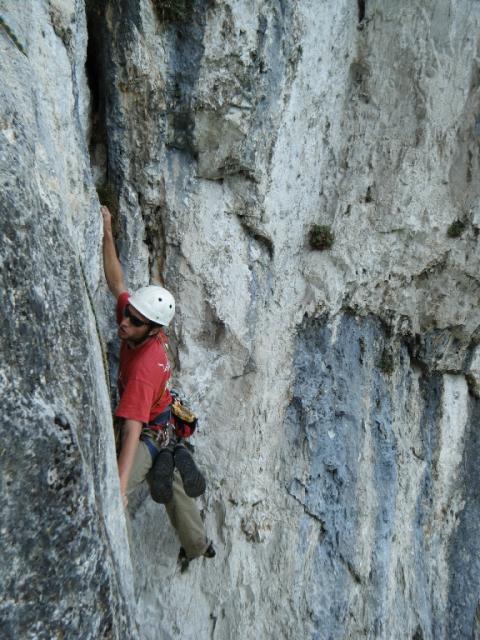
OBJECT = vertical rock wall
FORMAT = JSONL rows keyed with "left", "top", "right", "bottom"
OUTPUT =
{"left": 1, "top": 0, "right": 480, "bottom": 638}
{"left": 0, "top": 1, "right": 135, "bottom": 637}
{"left": 285, "top": 315, "right": 479, "bottom": 638}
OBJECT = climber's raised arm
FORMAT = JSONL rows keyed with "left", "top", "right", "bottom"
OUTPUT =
{"left": 101, "top": 205, "right": 126, "bottom": 298}
{"left": 117, "top": 419, "right": 142, "bottom": 503}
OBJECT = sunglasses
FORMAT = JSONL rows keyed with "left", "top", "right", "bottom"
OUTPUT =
{"left": 124, "top": 305, "right": 151, "bottom": 328}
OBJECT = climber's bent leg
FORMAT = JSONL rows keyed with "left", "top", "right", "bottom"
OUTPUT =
{"left": 126, "top": 440, "right": 153, "bottom": 494}
{"left": 165, "top": 469, "right": 209, "bottom": 558}
{"left": 122, "top": 441, "right": 152, "bottom": 548}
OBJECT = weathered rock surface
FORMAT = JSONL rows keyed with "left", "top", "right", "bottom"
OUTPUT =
{"left": 0, "top": 1, "right": 135, "bottom": 638}
{"left": 1, "top": 0, "right": 480, "bottom": 638}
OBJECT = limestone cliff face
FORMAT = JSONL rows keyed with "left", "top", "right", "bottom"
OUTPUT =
{"left": 0, "top": 1, "right": 135, "bottom": 638}
{"left": 1, "top": 1, "right": 480, "bottom": 639}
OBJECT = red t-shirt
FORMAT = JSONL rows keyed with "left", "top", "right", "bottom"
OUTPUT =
{"left": 115, "top": 292, "right": 172, "bottom": 423}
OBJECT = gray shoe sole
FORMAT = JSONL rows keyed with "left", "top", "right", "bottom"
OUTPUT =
{"left": 174, "top": 446, "right": 206, "bottom": 498}
{"left": 149, "top": 450, "right": 174, "bottom": 504}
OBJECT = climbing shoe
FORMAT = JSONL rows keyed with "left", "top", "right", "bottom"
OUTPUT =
{"left": 203, "top": 542, "right": 216, "bottom": 558}
{"left": 149, "top": 449, "right": 174, "bottom": 504}
{"left": 173, "top": 444, "right": 206, "bottom": 498}
{"left": 178, "top": 546, "right": 190, "bottom": 573}
{"left": 177, "top": 543, "right": 215, "bottom": 573}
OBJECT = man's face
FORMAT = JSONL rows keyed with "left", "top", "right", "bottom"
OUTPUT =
{"left": 118, "top": 304, "right": 153, "bottom": 344}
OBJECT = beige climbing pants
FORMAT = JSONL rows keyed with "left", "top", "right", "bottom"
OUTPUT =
{"left": 126, "top": 440, "right": 209, "bottom": 559}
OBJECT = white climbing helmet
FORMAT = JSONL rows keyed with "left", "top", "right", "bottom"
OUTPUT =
{"left": 129, "top": 285, "right": 175, "bottom": 326}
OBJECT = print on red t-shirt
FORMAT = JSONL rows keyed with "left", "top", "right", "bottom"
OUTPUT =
{"left": 115, "top": 292, "right": 172, "bottom": 423}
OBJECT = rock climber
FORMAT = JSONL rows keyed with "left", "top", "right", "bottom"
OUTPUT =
{"left": 101, "top": 204, "right": 214, "bottom": 568}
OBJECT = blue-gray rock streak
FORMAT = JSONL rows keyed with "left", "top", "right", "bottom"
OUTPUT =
{"left": 284, "top": 314, "right": 480, "bottom": 639}
{"left": 1, "top": 1, "right": 480, "bottom": 638}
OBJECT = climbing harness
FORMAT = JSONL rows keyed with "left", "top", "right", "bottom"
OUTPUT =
{"left": 141, "top": 406, "right": 175, "bottom": 460}
{"left": 146, "top": 397, "right": 205, "bottom": 501}
{"left": 141, "top": 394, "right": 199, "bottom": 461}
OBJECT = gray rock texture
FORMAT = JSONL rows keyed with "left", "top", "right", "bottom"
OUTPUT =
{"left": 285, "top": 314, "right": 479, "bottom": 639}
{"left": 1, "top": 0, "right": 480, "bottom": 638}
{"left": 0, "top": 1, "right": 135, "bottom": 638}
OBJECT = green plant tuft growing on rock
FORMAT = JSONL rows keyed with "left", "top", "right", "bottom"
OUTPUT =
{"left": 152, "top": 0, "right": 192, "bottom": 21}
{"left": 308, "top": 224, "right": 334, "bottom": 251}
{"left": 379, "top": 348, "right": 394, "bottom": 375}
{"left": 447, "top": 220, "right": 466, "bottom": 238}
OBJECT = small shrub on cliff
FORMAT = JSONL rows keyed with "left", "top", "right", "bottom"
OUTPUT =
{"left": 308, "top": 224, "right": 334, "bottom": 251}
{"left": 152, "top": 0, "right": 192, "bottom": 21}
{"left": 447, "top": 220, "right": 466, "bottom": 238}
{"left": 378, "top": 348, "right": 394, "bottom": 375}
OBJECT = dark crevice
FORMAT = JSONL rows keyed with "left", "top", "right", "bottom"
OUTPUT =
{"left": 241, "top": 220, "right": 274, "bottom": 259}
{"left": 164, "top": 3, "right": 210, "bottom": 156}
{"left": 85, "top": 1, "right": 110, "bottom": 193}
{"left": 85, "top": 0, "right": 121, "bottom": 409}
{"left": 446, "top": 393, "right": 480, "bottom": 638}
{"left": 412, "top": 626, "right": 424, "bottom": 640}
{"left": 286, "top": 484, "right": 328, "bottom": 531}
{"left": 358, "top": 0, "right": 366, "bottom": 22}
{"left": 139, "top": 196, "right": 168, "bottom": 285}
{"left": 342, "top": 555, "right": 362, "bottom": 585}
